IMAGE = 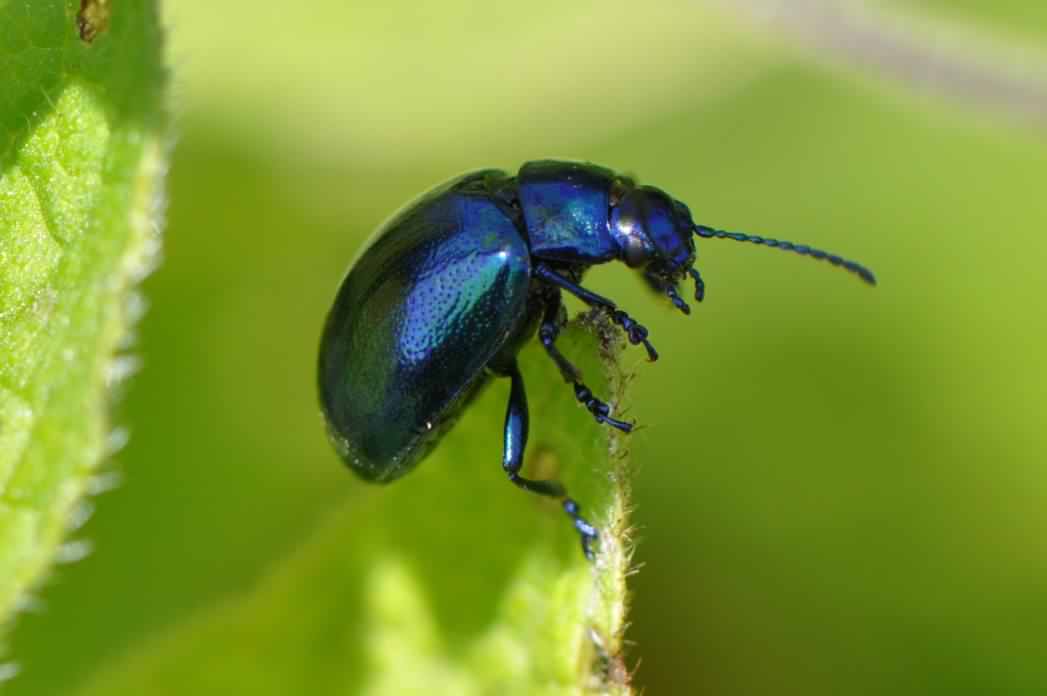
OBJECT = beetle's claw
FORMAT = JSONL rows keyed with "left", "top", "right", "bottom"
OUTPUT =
{"left": 600, "top": 413, "right": 634, "bottom": 433}
{"left": 610, "top": 309, "right": 658, "bottom": 360}
{"left": 641, "top": 338, "right": 658, "bottom": 361}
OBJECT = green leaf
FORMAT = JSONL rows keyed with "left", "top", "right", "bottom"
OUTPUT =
{"left": 74, "top": 316, "right": 635, "bottom": 695}
{"left": 0, "top": 0, "right": 166, "bottom": 643}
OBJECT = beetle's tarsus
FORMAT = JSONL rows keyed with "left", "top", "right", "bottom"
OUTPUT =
{"left": 573, "top": 382, "right": 633, "bottom": 433}
{"left": 611, "top": 310, "right": 658, "bottom": 361}
{"left": 564, "top": 498, "right": 598, "bottom": 561}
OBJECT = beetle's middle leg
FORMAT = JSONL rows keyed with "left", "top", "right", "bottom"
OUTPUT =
{"left": 539, "top": 292, "right": 633, "bottom": 434}
{"left": 502, "top": 359, "right": 599, "bottom": 560}
{"left": 538, "top": 291, "right": 583, "bottom": 384}
{"left": 534, "top": 263, "right": 658, "bottom": 361}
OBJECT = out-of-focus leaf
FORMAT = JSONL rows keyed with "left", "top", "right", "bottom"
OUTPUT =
{"left": 166, "top": 1, "right": 772, "bottom": 165}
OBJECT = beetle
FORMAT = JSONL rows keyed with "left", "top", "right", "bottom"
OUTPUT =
{"left": 317, "top": 160, "right": 875, "bottom": 560}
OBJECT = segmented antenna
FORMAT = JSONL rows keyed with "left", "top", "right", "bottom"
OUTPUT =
{"left": 693, "top": 224, "right": 876, "bottom": 285}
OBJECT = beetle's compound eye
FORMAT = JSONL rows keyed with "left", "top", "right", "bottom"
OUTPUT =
{"left": 622, "top": 234, "right": 648, "bottom": 268}
{"left": 611, "top": 189, "right": 652, "bottom": 268}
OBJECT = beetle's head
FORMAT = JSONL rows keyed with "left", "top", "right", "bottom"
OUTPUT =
{"left": 609, "top": 183, "right": 699, "bottom": 313}
{"left": 610, "top": 180, "right": 877, "bottom": 314}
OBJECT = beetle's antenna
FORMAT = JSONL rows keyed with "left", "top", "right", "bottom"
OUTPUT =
{"left": 693, "top": 224, "right": 876, "bottom": 285}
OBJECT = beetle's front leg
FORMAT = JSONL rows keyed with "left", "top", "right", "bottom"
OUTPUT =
{"left": 502, "top": 360, "right": 599, "bottom": 560}
{"left": 539, "top": 292, "right": 633, "bottom": 434}
{"left": 533, "top": 263, "right": 658, "bottom": 361}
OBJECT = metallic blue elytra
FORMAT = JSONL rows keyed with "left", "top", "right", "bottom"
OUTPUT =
{"left": 318, "top": 160, "right": 876, "bottom": 560}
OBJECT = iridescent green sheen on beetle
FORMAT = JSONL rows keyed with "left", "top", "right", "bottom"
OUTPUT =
{"left": 318, "top": 161, "right": 875, "bottom": 559}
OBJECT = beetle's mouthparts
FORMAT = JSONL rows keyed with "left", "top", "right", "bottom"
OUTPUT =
{"left": 688, "top": 267, "right": 705, "bottom": 302}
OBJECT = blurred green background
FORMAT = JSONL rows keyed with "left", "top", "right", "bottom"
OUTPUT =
{"left": 8, "top": 1, "right": 1047, "bottom": 693}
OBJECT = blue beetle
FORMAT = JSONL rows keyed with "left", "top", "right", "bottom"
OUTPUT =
{"left": 318, "top": 160, "right": 875, "bottom": 559}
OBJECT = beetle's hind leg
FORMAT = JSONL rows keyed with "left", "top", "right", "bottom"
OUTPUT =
{"left": 502, "top": 360, "right": 599, "bottom": 560}
{"left": 539, "top": 291, "right": 632, "bottom": 434}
